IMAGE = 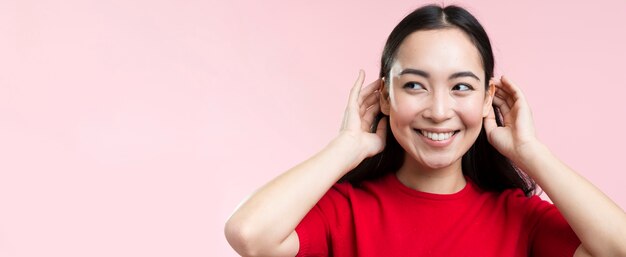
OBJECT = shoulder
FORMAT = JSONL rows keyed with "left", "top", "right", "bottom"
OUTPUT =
{"left": 493, "top": 190, "right": 581, "bottom": 255}
{"left": 329, "top": 173, "right": 392, "bottom": 197}
{"left": 497, "top": 187, "right": 553, "bottom": 211}
{"left": 296, "top": 177, "right": 392, "bottom": 257}
{"left": 490, "top": 187, "right": 564, "bottom": 229}
{"left": 312, "top": 174, "right": 395, "bottom": 213}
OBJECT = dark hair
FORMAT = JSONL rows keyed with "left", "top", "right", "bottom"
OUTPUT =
{"left": 339, "top": 4, "right": 536, "bottom": 196}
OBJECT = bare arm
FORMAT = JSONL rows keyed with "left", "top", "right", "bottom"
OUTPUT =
{"left": 224, "top": 71, "right": 387, "bottom": 257}
{"left": 517, "top": 142, "right": 626, "bottom": 257}
{"left": 484, "top": 76, "right": 626, "bottom": 257}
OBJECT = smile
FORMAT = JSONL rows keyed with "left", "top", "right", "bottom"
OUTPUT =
{"left": 415, "top": 129, "right": 459, "bottom": 141}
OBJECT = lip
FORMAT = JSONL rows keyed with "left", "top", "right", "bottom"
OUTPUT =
{"left": 417, "top": 128, "right": 458, "bottom": 133}
{"left": 414, "top": 129, "right": 459, "bottom": 147}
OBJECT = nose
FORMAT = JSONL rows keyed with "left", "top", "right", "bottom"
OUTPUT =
{"left": 422, "top": 91, "right": 453, "bottom": 123}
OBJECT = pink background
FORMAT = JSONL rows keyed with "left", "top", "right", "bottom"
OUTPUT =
{"left": 1, "top": 0, "right": 625, "bottom": 256}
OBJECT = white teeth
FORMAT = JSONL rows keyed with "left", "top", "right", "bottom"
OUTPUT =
{"left": 420, "top": 130, "right": 455, "bottom": 141}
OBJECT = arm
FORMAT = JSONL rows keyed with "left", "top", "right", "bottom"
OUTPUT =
{"left": 224, "top": 70, "right": 387, "bottom": 257}
{"left": 516, "top": 141, "right": 626, "bottom": 257}
{"left": 484, "top": 76, "right": 626, "bottom": 257}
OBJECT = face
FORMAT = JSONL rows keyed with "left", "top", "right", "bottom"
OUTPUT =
{"left": 381, "top": 28, "right": 495, "bottom": 172}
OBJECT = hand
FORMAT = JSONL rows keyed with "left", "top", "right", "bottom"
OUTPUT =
{"left": 484, "top": 76, "right": 539, "bottom": 162}
{"left": 338, "top": 70, "right": 387, "bottom": 159}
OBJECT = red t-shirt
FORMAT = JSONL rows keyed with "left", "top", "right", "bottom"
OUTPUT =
{"left": 295, "top": 173, "right": 580, "bottom": 257}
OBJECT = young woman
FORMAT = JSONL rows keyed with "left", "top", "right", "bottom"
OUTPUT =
{"left": 225, "top": 4, "right": 626, "bottom": 257}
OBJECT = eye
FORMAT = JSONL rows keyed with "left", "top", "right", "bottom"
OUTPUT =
{"left": 403, "top": 82, "right": 425, "bottom": 90}
{"left": 452, "top": 83, "right": 473, "bottom": 91}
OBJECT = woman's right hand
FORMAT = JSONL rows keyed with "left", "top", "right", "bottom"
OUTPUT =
{"left": 338, "top": 70, "right": 387, "bottom": 160}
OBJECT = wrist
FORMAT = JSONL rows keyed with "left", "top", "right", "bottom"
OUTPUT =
{"left": 327, "top": 133, "right": 370, "bottom": 170}
{"left": 511, "top": 140, "right": 550, "bottom": 171}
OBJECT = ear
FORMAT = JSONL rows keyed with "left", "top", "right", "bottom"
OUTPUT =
{"left": 380, "top": 77, "right": 391, "bottom": 115}
{"left": 482, "top": 78, "right": 497, "bottom": 117}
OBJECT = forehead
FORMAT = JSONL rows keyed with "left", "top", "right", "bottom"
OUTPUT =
{"left": 394, "top": 28, "right": 484, "bottom": 79}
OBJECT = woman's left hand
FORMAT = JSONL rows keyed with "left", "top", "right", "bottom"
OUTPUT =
{"left": 484, "top": 76, "right": 540, "bottom": 162}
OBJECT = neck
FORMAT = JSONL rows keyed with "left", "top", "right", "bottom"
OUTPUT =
{"left": 395, "top": 156, "right": 466, "bottom": 194}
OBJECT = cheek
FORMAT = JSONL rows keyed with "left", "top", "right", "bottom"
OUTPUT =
{"left": 457, "top": 97, "right": 486, "bottom": 128}
{"left": 390, "top": 94, "right": 423, "bottom": 125}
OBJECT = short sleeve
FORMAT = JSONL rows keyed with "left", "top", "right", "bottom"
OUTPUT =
{"left": 295, "top": 184, "right": 354, "bottom": 257}
{"left": 295, "top": 203, "right": 330, "bottom": 256}
{"left": 528, "top": 197, "right": 581, "bottom": 257}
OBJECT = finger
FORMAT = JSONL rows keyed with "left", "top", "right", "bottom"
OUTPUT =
{"left": 502, "top": 76, "right": 533, "bottom": 113}
{"left": 493, "top": 79, "right": 510, "bottom": 97}
{"left": 342, "top": 71, "right": 363, "bottom": 130}
{"left": 499, "top": 75, "right": 526, "bottom": 102}
{"left": 492, "top": 103, "right": 512, "bottom": 127}
{"left": 495, "top": 76, "right": 516, "bottom": 96}
{"left": 494, "top": 79, "right": 520, "bottom": 109}
{"left": 349, "top": 70, "right": 366, "bottom": 106}
{"left": 483, "top": 107, "right": 498, "bottom": 133}
{"left": 375, "top": 117, "right": 388, "bottom": 140}
{"left": 362, "top": 103, "right": 381, "bottom": 130}
{"left": 492, "top": 94, "right": 511, "bottom": 115}
{"left": 360, "top": 91, "right": 380, "bottom": 116}
{"left": 358, "top": 78, "right": 382, "bottom": 106}
{"left": 491, "top": 79, "right": 514, "bottom": 107}
{"left": 494, "top": 89, "right": 515, "bottom": 110}
{"left": 492, "top": 97, "right": 511, "bottom": 127}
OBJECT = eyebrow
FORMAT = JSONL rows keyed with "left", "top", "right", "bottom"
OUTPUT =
{"left": 399, "top": 68, "right": 481, "bottom": 81}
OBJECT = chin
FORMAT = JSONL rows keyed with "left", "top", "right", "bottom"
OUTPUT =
{"left": 418, "top": 155, "right": 458, "bottom": 170}
{"left": 423, "top": 161, "right": 454, "bottom": 170}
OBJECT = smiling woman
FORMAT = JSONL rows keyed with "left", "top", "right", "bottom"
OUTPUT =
{"left": 384, "top": 28, "right": 497, "bottom": 186}
{"left": 224, "top": 4, "right": 626, "bottom": 257}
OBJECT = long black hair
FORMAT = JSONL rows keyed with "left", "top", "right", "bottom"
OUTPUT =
{"left": 339, "top": 4, "right": 536, "bottom": 196}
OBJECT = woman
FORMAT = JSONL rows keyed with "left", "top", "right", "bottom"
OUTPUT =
{"left": 225, "top": 4, "right": 626, "bottom": 257}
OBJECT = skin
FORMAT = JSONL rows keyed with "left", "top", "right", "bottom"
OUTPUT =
{"left": 381, "top": 29, "right": 495, "bottom": 194}
{"left": 224, "top": 28, "right": 626, "bottom": 257}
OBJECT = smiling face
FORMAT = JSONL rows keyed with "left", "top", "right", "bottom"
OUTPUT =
{"left": 381, "top": 28, "right": 495, "bottom": 173}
